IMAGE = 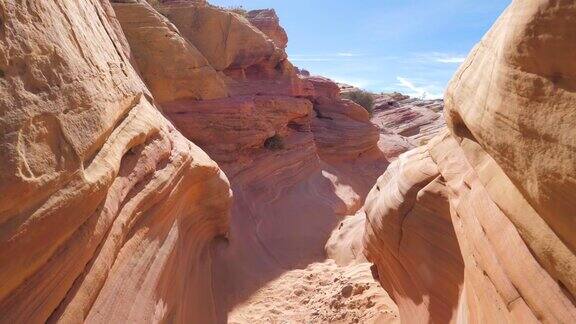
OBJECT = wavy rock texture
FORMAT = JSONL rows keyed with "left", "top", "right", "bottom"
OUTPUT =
{"left": 247, "top": 9, "right": 288, "bottom": 50}
{"left": 363, "top": 138, "right": 466, "bottom": 323}
{"left": 371, "top": 97, "right": 445, "bottom": 146}
{"left": 338, "top": 82, "right": 446, "bottom": 148}
{"left": 364, "top": 1, "right": 576, "bottom": 323}
{"left": 445, "top": 0, "right": 576, "bottom": 255}
{"left": 159, "top": 2, "right": 307, "bottom": 99}
{"left": 307, "top": 77, "right": 381, "bottom": 161}
{"left": 0, "top": 1, "right": 231, "bottom": 323}
{"left": 5, "top": 0, "right": 574, "bottom": 323}
{"left": 158, "top": 2, "right": 276, "bottom": 72}
{"left": 116, "top": 2, "right": 400, "bottom": 322}
{"left": 164, "top": 95, "right": 313, "bottom": 175}
{"left": 112, "top": 1, "right": 228, "bottom": 103}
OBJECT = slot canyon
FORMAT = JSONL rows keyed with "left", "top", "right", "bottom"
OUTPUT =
{"left": 0, "top": 0, "right": 574, "bottom": 323}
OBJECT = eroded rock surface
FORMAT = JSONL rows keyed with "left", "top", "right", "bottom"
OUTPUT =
{"left": 363, "top": 138, "right": 466, "bottom": 323}
{"left": 247, "top": 9, "right": 288, "bottom": 49}
{"left": 371, "top": 97, "right": 445, "bottom": 146}
{"left": 159, "top": 3, "right": 276, "bottom": 72}
{"left": 338, "top": 82, "right": 445, "bottom": 153}
{"left": 0, "top": 1, "right": 230, "bottom": 323}
{"left": 307, "top": 77, "right": 381, "bottom": 160}
{"left": 108, "top": 2, "right": 399, "bottom": 323}
{"left": 113, "top": 1, "right": 228, "bottom": 103}
{"left": 3, "top": 0, "right": 573, "bottom": 323}
{"left": 364, "top": 1, "right": 576, "bottom": 322}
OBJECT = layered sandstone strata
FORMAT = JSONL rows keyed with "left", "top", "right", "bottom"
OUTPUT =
{"left": 112, "top": 1, "right": 228, "bottom": 103}
{"left": 124, "top": 2, "right": 394, "bottom": 321}
{"left": 371, "top": 97, "right": 445, "bottom": 146}
{"left": 0, "top": 1, "right": 230, "bottom": 323}
{"left": 337, "top": 82, "right": 445, "bottom": 156}
{"left": 4, "top": 0, "right": 573, "bottom": 323}
{"left": 247, "top": 9, "right": 289, "bottom": 50}
{"left": 307, "top": 77, "right": 381, "bottom": 160}
{"left": 364, "top": 0, "right": 576, "bottom": 322}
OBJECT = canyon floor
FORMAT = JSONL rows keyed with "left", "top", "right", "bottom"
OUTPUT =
{"left": 228, "top": 261, "right": 398, "bottom": 324}
{"left": 212, "top": 90, "right": 444, "bottom": 323}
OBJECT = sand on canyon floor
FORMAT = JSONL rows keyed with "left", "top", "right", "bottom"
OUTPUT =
{"left": 228, "top": 260, "right": 399, "bottom": 324}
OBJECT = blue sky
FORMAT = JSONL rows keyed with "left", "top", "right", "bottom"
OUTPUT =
{"left": 210, "top": 0, "right": 510, "bottom": 98}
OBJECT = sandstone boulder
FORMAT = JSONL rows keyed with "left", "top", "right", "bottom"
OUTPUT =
{"left": 306, "top": 77, "right": 381, "bottom": 160}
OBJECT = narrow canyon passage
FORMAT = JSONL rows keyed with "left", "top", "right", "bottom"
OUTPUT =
{"left": 1, "top": 0, "right": 575, "bottom": 323}
{"left": 210, "top": 153, "right": 401, "bottom": 323}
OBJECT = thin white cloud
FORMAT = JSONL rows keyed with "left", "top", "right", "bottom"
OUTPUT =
{"left": 326, "top": 75, "right": 372, "bottom": 89}
{"left": 397, "top": 77, "right": 423, "bottom": 94}
{"left": 289, "top": 52, "right": 363, "bottom": 62}
{"left": 291, "top": 58, "right": 339, "bottom": 62}
{"left": 396, "top": 76, "right": 443, "bottom": 99}
{"left": 436, "top": 56, "right": 466, "bottom": 63}
{"left": 407, "top": 52, "right": 467, "bottom": 64}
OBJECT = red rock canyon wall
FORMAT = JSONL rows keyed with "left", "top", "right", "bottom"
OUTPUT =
{"left": 0, "top": 0, "right": 398, "bottom": 322}
{"left": 1, "top": 0, "right": 574, "bottom": 323}
{"left": 364, "top": 0, "right": 576, "bottom": 323}
{"left": 0, "top": 1, "right": 231, "bottom": 322}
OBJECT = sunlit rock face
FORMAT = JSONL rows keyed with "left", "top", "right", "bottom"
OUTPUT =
{"left": 371, "top": 97, "right": 445, "bottom": 146}
{"left": 247, "top": 9, "right": 289, "bottom": 50}
{"left": 338, "top": 82, "right": 446, "bottom": 149}
{"left": 306, "top": 77, "right": 381, "bottom": 161}
{"left": 158, "top": 2, "right": 275, "bottom": 72}
{"left": 364, "top": 0, "right": 576, "bottom": 323}
{"left": 0, "top": 1, "right": 231, "bottom": 323}
{"left": 112, "top": 1, "right": 228, "bottom": 104}
{"left": 445, "top": 0, "right": 576, "bottom": 256}
{"left": 158, "top": 2, "right": 309, "bottom": 98}
{"left": 104, "top": 1, "right": 395, "bottom": 322}
{"left": 3, "top": 0, "right": 574, "bottom": 322}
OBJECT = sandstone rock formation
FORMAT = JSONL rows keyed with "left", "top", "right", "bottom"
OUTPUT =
{"left": 159, "top": 2, "right": 306, "bottom": 99}
{"left": 445, "top": 0, "right": 576, "bottom": 257}
{"left": 113, "top": 1, "right": 228, "bottom": 103}
{"left": 108, "top": 1, "right": 397, "bottom": 322}
{"left": 3, "top": 0, "right": 573, "bottom": 323}
{"left": 307, "top": 76, "right": 381, "bottom": 160}
{"left": 371, "top": 97, "right": 445, "bottom": 146}
{"left": 363, "top": 139, "right": 465, "bottom": 323}
{"left": 247, "top": 9, "right": 288, "bottom": 50}
{"left": 0, "top": 1, "right": 230, "bottom": 323}
{"left": 158, "top": 2, "right": 277, "bottom": 72}
{"left": 364, "top": 0, "right": 576, "bottom": 322}
{"left": 338, "top": 82, "right": 446, "bottom": 149}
